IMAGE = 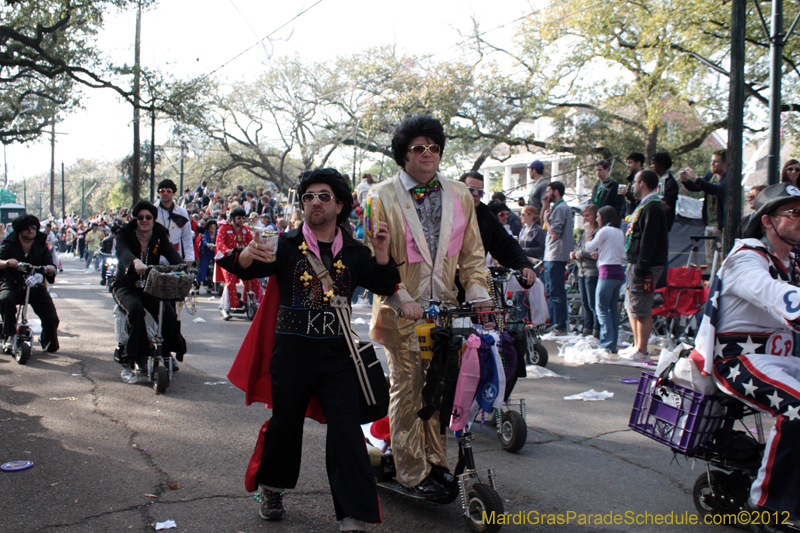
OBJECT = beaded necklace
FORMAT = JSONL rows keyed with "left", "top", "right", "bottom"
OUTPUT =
{"left": 624, "top": 194, "right": 660, "bottom": 251}
{"left": 135, "top": 229, "right": 151, "bottom": 288}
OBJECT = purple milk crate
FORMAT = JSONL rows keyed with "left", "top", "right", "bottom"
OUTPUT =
{"left": 628, "top": 371, "right": 733, "bottom": 454}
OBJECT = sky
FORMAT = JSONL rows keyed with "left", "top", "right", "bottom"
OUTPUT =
{"left": 5, "top": 0, "right": 541, "bottom": 182}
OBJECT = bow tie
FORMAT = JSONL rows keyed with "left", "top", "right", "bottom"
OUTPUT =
{"left": 410, "top": 177, "right": 441, "bottom": 204}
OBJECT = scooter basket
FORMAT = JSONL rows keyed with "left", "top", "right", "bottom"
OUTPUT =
{"left": 143, "top": 265, "right": 194, "bottom": 301}
{"left": 629, "top": 371, "right": 733, "bottom": 454}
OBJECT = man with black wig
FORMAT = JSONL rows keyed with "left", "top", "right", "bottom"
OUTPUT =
{"left": 367, "top": 114, "right": 490, "bottom": 497}
{"left": 112, "top": 201, "right": 187, "bottom": 377}
{"left": 219, "top": 168, "right": 400, "bottom": 532}
{"left": 0, "top": 214, "right": 59, "bottom": 353}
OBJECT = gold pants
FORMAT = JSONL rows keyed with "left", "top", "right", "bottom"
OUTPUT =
{"left": 384, "top": 320, "right": 449, "bottom": 488}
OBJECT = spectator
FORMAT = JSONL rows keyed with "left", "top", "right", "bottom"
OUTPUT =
{"left": 196, "top": 219, "right": 217, "bottom": 292}
{"left": 679, "top": 149, "right": 727, "bottom": 275}
{"left": 571, "top": 203, "right": 599, "bottom": 337}
{"left": 619, "top": 170, "right": 668, "bottom": 361}
{"left": 527, "top": 160, "right": 548, "bottom": 212}
{"left": 491, "top": 191, "right": 522, "bottom": 236}
{"left": 590, "top": 159, "right": 622, "bottom": 218}
{"left": 518, "top": 206, "right": 545, "bottom": 260}
{"left": 542, "top": 181, "right": 574, "bottom": 334}
{"left": 739, "top": 184, "right": 769, "bottom": 238}
{"left": 355, "top": 173, "right": 376, "bottom": 206}
{"left": 650, "top": 152, "right": 679, "bottom": 231}
{"left": 585, "top": 206, "right": 626, "bottom": 352}
{"left": 84, "top": 223, "right": 103, "bottom": 270}
{"left": 621, "top": 152, "right": 645, "bottom": 217}
{"left": 781, "top": 159, "right": 800, "bottom": 187}
{"left": 517, "top": 205, "right": 546, "bottom": 321}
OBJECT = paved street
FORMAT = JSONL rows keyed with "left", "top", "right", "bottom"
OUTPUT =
{"left": 0, "top": 256, "right": 744, "bottom": 533}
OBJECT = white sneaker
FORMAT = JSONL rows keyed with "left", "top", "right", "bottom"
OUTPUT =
{"left": 618, "top": 345, "right": 638, "bottom": 357}
{"left": 628, "top": 351, "right": 651, "bottom": 362}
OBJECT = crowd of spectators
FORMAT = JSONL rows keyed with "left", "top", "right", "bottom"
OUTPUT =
{"left": 32, "top": 150, "right": 781, "bottom": 360}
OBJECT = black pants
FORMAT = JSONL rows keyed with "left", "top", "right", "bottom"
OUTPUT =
{"left": 112, "top": 286, "right": 186, "bottom": 367}
{"left": 256, "top": 334, "right": 379, "bottom": 523}
{"left": 0, "top": 285, "right": 59, "bottom": 352}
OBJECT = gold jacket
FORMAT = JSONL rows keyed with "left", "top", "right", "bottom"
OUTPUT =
{"left": 368, "top": 171, "right": 490, "bottom": 345}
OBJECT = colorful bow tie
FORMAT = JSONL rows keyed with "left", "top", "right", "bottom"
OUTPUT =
{"left": 410, "top": 177, "right": 441, "bottom": 204}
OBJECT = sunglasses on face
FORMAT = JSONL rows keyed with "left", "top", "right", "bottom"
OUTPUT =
{"left": 776, "top": 208, "right": 800, "bottom": 220}
{"left": 23, "top": 225, "right": 38, "bottom": 232}
{"left": 301, "top": 192, "right": 336, "bottom": 204}
{"left": 467, "top": 187, "right": 485, "bottom": 197}
{"left": 158, "top": 188, "right": 174, "bottom": 194}
{"left": 407, "top": 144, "right": 441, "bottom": 156}
{"left": 747, "top": 193, "right": 757, "bottom": 201}
{"left": 788, "top": 167, "right": 800, "bottom": 173}
{"left": 137, "top": 214, "right": 153, "bottom": 221}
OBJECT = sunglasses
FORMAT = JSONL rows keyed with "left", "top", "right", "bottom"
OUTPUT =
{"left": 407, "top": 144, "right": 441, "bottom": 156}
{"left": 22, "top": 225, "right": 38, "bottom": 231}
{"left": 136, "top": 214, "right": 153, "bottom": 221}
{"left": 787, "top": 167, "right": 800, "bottom": 173}
{"left": 158, "top": 188, "right": 174, "bottom": 194}
{"left": 301, "top": 192, "right": 336, "bottom": 204}
{"left": 467, "top": 187, "right": 485, "bottom": 197}
{"left": 747, "top": 193, "right": 757, "bottom": 201}
{"left": 776, "top": 208, "right": 800, "bottom": 220}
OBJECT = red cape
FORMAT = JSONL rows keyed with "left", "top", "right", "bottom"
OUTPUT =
{"left": 227, "top": 276, "right": 325, "bottom": 491}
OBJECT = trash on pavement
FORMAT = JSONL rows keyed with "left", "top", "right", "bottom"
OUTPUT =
{"left": 1, "top": 460, "right": 34, "bottom": 472}
{"left": 563, "top": 389, "right": 614, "bottom": 401}
{"left": 192, "top": 317, "right": 206, "bottom": 323}
{"left": 49, "top": 397, "right": 78, "bottom": 401}
{"left": 154, "top": 520, "right": 177, "bottom": 530}
{"left": 523, "top": 365, "right": 568, "bottom": 379}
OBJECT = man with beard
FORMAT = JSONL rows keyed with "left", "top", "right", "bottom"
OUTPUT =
{"left": 0, "top": 214, "right": 59, "bottom": 353}
{"left": 216, "top": 207, "right": 261, "bottom": 319}
{"left": 219, "top": 168, "right": 400, "bottom": 532}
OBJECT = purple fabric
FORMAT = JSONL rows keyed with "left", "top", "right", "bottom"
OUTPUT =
{"left": 599, "top": 264, "right": 625, "bottom": 280}
{"left": 500, "top": 331, "right": 517, "bottom": 384}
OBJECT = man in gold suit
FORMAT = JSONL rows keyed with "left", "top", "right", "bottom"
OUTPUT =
{"left": 368, "top": 114, "right": 491, "bottom": 497}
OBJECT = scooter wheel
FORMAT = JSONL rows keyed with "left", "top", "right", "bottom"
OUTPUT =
{"left": 498, "top": 410, "right": 527, "bottom": 453}
{"left": 246, "top": 302, "right": 257, "bottom": 321}
{"left": 153, "top": 365, "right": 169, "bottom": 394}
{"left": 465, "top": 483, "right": 504, "bottom": 533}
{"left": 15, "top": 342, "right": 31, "bottom": 365}
{"left": 526, "top": 342, "right": 548, "bottom": 367}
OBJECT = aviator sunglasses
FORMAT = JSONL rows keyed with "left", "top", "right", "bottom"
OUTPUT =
{"left": 407, "top": 144, "right": 441, "bottom": 156}
{"left": 776, "top": 208, "right": 800, "bottom": 220}
{"left": 137, "top": 214, "right": 154, "bottom": 221}
{"left": 301, "top": 192, "right": 336, "bottom": 204}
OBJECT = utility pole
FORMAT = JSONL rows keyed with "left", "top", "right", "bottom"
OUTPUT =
{"left": 725, "top": 0, "right": 746, "bottom": 255}
{"left": 81, "top": 176, "right": 85, "bottom": 220}
{"left": 179, "top": 139, "right": 186, "bottom": 194}
{"left": 61, "top": 161, "right": 65, "bottom": 219}
{"left": 768, "top": 0, "right": 784, "bottom": 184}
{"left": 132, "top": 1, "right": 142, "bottom": 203}
{"left": 50, "top": 120, "right": 55, "bottom": 215}
{"left": 150, "top": 105, "right": 156, "bottom": 202}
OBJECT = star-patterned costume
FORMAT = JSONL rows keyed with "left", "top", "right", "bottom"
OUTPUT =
{"left": 367, "top": 171, "right": 490, "bottom": 488}
{"left": 215, "top": 221, "right": 261, "bottom": 309}
{"left": 692, "top": 238, "right": 800, "bottom": 515}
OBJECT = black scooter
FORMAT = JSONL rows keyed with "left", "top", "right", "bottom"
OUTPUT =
{"left": 2, "top": 263, "right": 48, "bottom": 365}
